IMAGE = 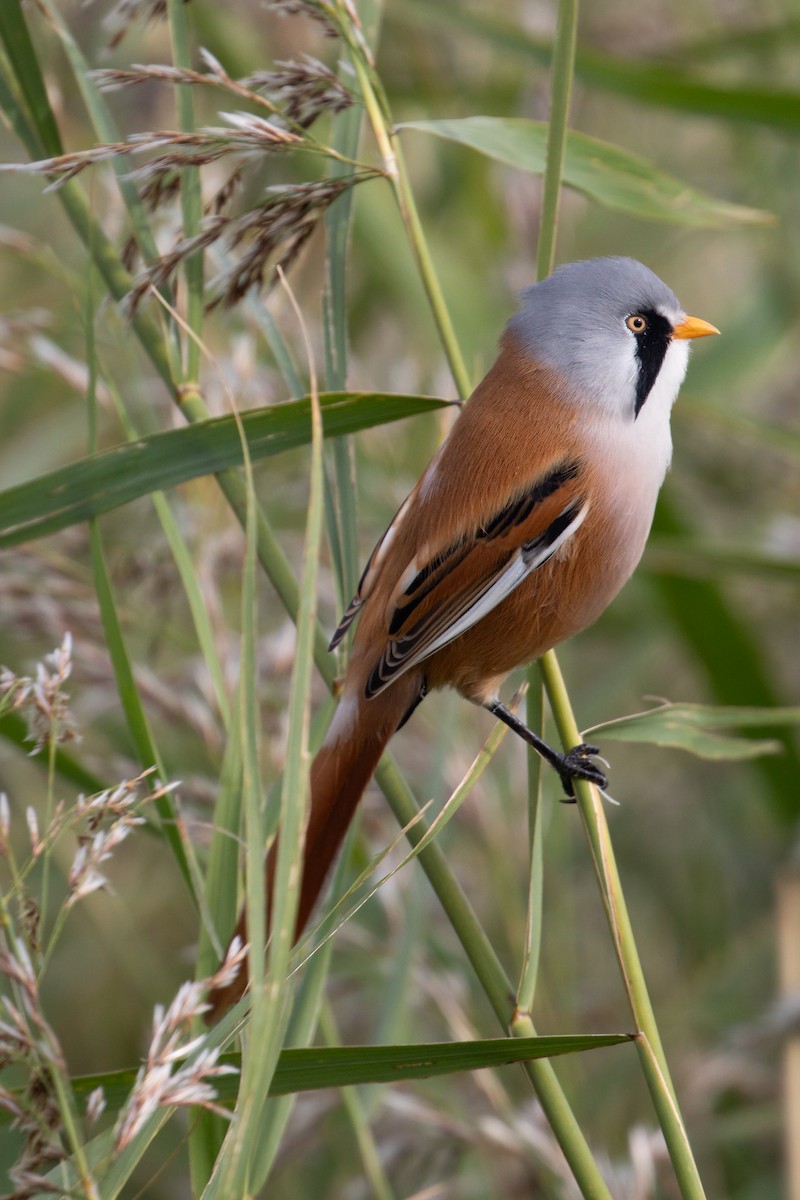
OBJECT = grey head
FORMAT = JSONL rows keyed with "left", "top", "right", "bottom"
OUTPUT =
{"left": 506, "top": 256, "right": 689, "bottom": 420}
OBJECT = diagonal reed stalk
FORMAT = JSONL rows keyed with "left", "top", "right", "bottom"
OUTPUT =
{"left": 539, "top": 654, "right": 708, "bottom": 1198}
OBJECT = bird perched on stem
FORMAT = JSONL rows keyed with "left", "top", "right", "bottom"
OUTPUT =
{"left": 208, "top": 255, "right": 718, "bottom": 1019}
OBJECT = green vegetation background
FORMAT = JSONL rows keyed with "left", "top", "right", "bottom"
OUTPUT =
{"left": 0, "top": 1, "right": 798, "bottom": 1197}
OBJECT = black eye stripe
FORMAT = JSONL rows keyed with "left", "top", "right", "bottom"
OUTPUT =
{"left": 628, "top": 307, "right": 673, "bottom": 416}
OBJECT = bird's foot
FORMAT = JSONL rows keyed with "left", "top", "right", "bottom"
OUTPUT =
{"left": 557, "top": 743, "right": 608, "bottom": 801}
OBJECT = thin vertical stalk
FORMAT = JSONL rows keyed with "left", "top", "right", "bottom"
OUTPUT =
{"left": 349, "top": 50, "right": 472, "bottom": 402}
{"left": 319, "top": 1003, "right": 398, "bottom": 1200}
{"left": 375, "top": 757, "right": 615, "bottom": 1200}
{"left": 539, "top": 652, "right": 707, "bottom": 1199}
{"left": 167, "top": 0, "right": 203, "bottom": 380}
{"left": 531, "top": 2, "right": 706, "bottom": 1193}
{"left": 391, "top": 144, "right": 473, "bottom": 401}
{"left": 515, "top": 674, "right": 545, "bottom": 1016}
{"left": 535, "top": 0, "right": 579, "bottom": 282}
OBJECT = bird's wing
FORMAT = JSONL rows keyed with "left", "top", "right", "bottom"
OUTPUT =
{"left": 328, "top": 491, "right": 414, "bottom": 651}
{"left": 362, "top": 458, "right": 588, "bottom": 697}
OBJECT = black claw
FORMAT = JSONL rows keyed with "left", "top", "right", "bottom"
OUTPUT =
{"left": 557, "top": 742, "right": 608, "bottom": 798}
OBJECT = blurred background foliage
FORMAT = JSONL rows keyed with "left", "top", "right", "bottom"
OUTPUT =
{"left": 0, "top": 0, "right": 799, "bottom": 1196}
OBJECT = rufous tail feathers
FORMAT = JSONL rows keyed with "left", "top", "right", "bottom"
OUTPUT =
{"left": 206, "top": 679, "right": 417, "bottom": 1021}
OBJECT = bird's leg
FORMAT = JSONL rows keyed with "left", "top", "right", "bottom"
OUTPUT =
{"left": 485, "top": 699, "right": 608, "bottom": 800}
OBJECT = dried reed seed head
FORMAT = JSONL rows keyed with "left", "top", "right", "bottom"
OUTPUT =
{"left": 0, "top": 633, "right": 79, "bottom": 753}
{"left": 93, "top": 63, "right": 213, "bottom": 92}
{"left": 66, "top": 771, "right": 169, "bottom": 905}
{"left": 203, "top": 112, "right": 304, "bottom": 149}
{"left": 66, "top": 823, "right": 137, "bottom": 905}
{"left": 207, "top": 935, "right": 248, "bottom": 993}
{"left": 94, "top": 50, "right": 354, "bottom": 132}
{"left": 104, "top": 0, "right": 342, "bottom": 52}
{"left": 25, "top": 808, "right": 41, "bottom": 857}
{"left": 0, "top": 935, "right": 70, "bottom": 1112}
{"left": 7, "top": 1073, "right": 67, "bottom": 1199}
{"left": 0, "top": 940, "right": 36, "bottom": 998}
{"left": 121, "top": 232, "right": 140, "bottom": 273}
{"left": 138, "top": 167, "right": 183, "bottom": 214}
{"left": 113, "top": 976, "right": 237, "bottom": 1149}
{"left": 9, "top": 1160, "right": 66, "bottom": 1198}
{"left": 3, "top": 119, "right": 302, "bottom": 197}
{"left": 243, "top": 54, "right": 354, "bottom": 127}
{"left": 208, "top": 165, "right": 245, "bottom": 217}
{"left": 127, "top": 169, "right": 376, "bottom": 313}
{"left": 206, "top": 173, "right": 372, "bottom": 309}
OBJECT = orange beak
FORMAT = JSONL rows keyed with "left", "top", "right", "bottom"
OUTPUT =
{"left": 672, "top": 315, "right": 720, "bottom": 340}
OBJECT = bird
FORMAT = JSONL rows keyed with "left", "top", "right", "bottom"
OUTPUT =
{"left": 207, "top": 255, "right": 718, "bottom": 1018}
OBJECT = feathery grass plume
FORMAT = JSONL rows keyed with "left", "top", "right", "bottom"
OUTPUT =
{"left": 126, "top": 170, "right": 377, "bottom": 313}
{"left": 0, "top": 937, "right": 72, "bottom": 1196}
{"left": 113, "top": 942, "right": 244, "bottom": 1148}
{"left": 93, "top": 56, "right": 289, "bottom": 125}
{"left": 2, "top": 122, "right": 303, "bottom": 194}
{"left": 1, "top": 115, "right": 377, "bottom": 312}
{"left": 0, "top": 769, "right": 177, "bottom": 1193}
{"left": 94, "top": 48, "right": 354, "bottom": 133}
{"left": 243, "top": 55, "right": 355, "bottom": 128}
{"left": 2, "top": 771, "right": 168, "bottom": 919}
{"left": 205, "top": 172, "right": 377, "bottom": 308}
{"left": 66, "top": 773, "right": 170, "bottom": 906}
{"left": 0, "top": 633, "right": 79, "bottom": 753}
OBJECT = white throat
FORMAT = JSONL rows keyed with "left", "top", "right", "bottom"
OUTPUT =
{"left": 589, "top": 338, "right": 690, "bottom": 524}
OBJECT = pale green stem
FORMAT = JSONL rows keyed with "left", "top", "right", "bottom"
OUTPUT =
{"left": 351, "top": 54, "right": 472, "bottom": 401}
{"left": 167, "top": 0, "right": 203, "bottom": 381}
{"left": 376, "top": 756, "right": 614, "bottom": 1200}
{"left": 514, "top": 0, "right": 576, "bottom": 1029}
{"left": 535, "top": 0, "right": 579, "bottom": 281}
{"left": 0, "top": 899, "right": 97, "bottom": 1197}
{"left": 516, "top": 673, "right": 545, "bottom": 1013}
{"left": 533, "top": 3, "right": 706, "bottom": 1192}
{"left": 320, "top": 1003, "right": 397, "bottom": 1200}
{"left": 539, "top": 651, "right": 707, "bottom": 1199}
{"left": 48, "top": 1066, "right": 98, "bottom": 1199}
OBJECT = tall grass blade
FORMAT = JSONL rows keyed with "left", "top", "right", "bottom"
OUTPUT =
{"left": 0, "top": 394, "right": 450, "bottom": 547}
{"left": 0, "top": 0, "right": 62, "bottom": 155}
{"left": 399, "top": 118, "right": 771, "bottom": 227}
{"left": 89, "top": 523, "right": 196, "bottom": 898}
{"left": 56, "top": 1033, "right": 633, "bottom": 1115}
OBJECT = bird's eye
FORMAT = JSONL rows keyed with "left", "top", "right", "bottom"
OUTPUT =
{"left": 625, "top": 314, "right": 648, "bottom": 334}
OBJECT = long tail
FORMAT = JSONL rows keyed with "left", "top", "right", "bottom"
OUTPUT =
{"left": 205, "top": 678, "right": 418, "bottom": 1020}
